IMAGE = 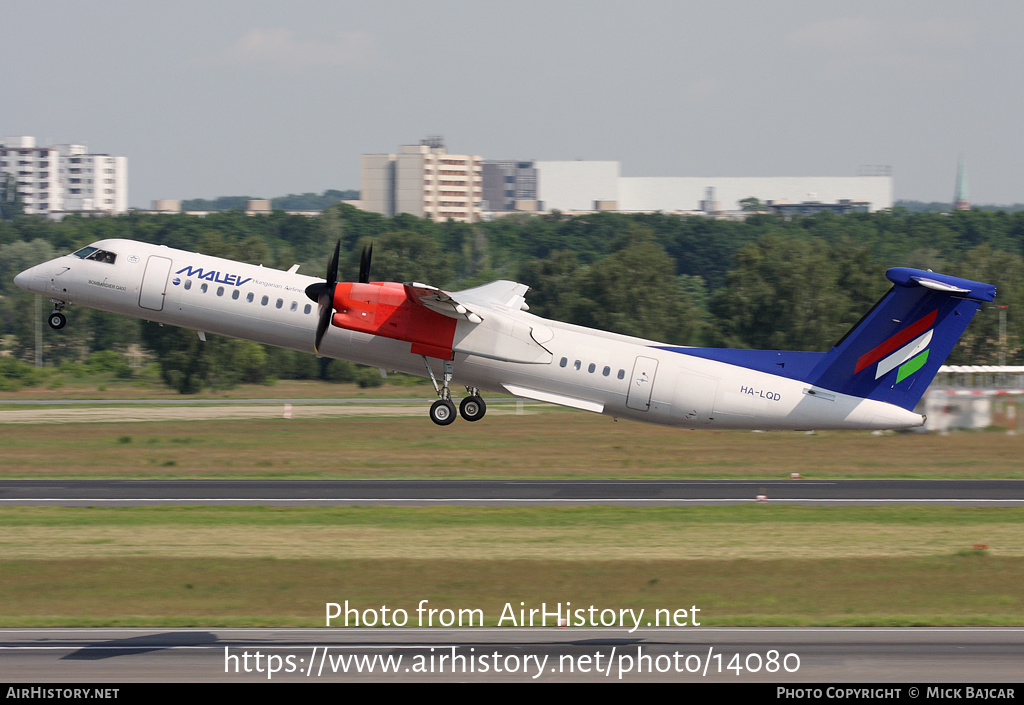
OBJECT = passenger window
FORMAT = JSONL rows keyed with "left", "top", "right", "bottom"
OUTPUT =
{"left": 290, "top": 301, "right": 297, "bottom": 312}
{"left": 617, "top": 369, "right": 625, "bottom": 380}
{"left": 261, "top": 295, "right": 269, "bottom": 306}
{"left": 200, "top": 283, "right": 208, "bottom": 293}
{"left": 184, "top": 280, "right": 192, "bottom": 291}
{"left": 247, "top": 292, "right": 254, "bottom": 303}
{"left": 276, "top": 299, "right": 283, "bottom": 309}
{"left": 232, "top": 290, "right": 239, "bottom": 300}
{"left": 303, "top": 304, "right": 311, "bottom": 314}
{"left": 559, "top": 357, "right": 567, "bottom": 368}
{"left": 603, "top": 366, "right": 610, "bottom": 376}
{"left": 217, "top": 286, "right": 224, "bottom": 296}
{"left": 573, "top": 360, "right": 581, "bottom": 370}
{"left": 588, "top": 363, "right": 596, "bottom": 373}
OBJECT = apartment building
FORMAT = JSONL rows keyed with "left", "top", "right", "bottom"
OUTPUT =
{"left": 0, "top": 136, "right": 60, "bottom": 215}
{"left": 362, "top": 137, "right": 482, "bottom": 223}
{"left": 0, "top": 136, "right": 128, "bottom": 217}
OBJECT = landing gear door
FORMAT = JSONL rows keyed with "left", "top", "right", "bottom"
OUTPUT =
{"left": 626, "top": 356, "right": 659, "bottom": 411}
{"left": 139, "top": 256, "right": 172, "bottom": 311}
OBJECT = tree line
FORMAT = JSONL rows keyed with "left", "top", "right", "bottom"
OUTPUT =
{"left": 0, "top": 205, "right": 1021, "bottom": 392}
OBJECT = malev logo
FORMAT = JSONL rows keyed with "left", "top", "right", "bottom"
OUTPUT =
{"left": 855, "top": 310, "right": 937, "bottom": 383}
{"left": 175, "top": 265, "right": 252, "bottom": 287}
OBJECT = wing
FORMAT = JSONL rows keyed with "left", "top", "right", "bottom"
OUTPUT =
{"left": 403, "top": 279, "right": 531, "bottom": 323}
{"left": 447, "top": 280, "right": 530, "bottom": 311}
{"left": 403, "top": 283, "right": 483, "bottom": 323}
{"left": 404, "top": 280, "right": 551, "bottom": 365}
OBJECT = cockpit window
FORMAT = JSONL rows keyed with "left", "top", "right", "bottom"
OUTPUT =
{"left": 71, "top": 246, "right": 117, "bottom": 264}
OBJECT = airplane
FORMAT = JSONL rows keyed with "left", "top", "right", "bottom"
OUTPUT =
{"left": 13, "top": 237, "right": 996, "bottom": 430}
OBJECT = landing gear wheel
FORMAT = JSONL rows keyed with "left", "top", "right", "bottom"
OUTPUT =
{"left": 460, "top": 395, "right": 486, "bottom": 422}
{"left": 429, "top": 399, "right": 457, "bottom": 426}
{"left": 48, "top": 312, "right": 67, "bottom": 330}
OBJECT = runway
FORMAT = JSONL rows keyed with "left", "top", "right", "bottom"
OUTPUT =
{"left": 1, "top": 479, "right": 1023, "bottom": 506}
{"left": 3, "top": 627, "right": 1022, "bottom": 683}
{"left": 0, "top": 397, "right": 530, "bottom": 423}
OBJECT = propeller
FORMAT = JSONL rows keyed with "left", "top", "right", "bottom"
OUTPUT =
{"left": 303, "top": 240, "right": 375, "bottom": 354}
{"left": 304, "top": 238, "right": 341, "bottom": 354}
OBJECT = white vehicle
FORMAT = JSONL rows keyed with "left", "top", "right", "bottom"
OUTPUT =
{"left": 15, "top": 238, "right": 995, "bottom": 429}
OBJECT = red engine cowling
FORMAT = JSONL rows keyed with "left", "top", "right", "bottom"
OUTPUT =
{"left": 331, "top": 282, "right": 457, "bottom": 360}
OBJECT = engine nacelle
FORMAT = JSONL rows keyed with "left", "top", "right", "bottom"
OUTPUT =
{"left": 332, "top": 282, "right": 457, "bottom": 360}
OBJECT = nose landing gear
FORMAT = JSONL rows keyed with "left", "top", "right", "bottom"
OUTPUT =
{"left": 47, "top": 303, "right": 67, "bottom": 330}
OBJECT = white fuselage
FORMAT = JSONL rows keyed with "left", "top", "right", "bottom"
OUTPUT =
{"left": 16, "top": 239, "right": 925, "bottom": 431}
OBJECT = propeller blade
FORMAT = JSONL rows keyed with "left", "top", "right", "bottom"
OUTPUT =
{"left": 307, "top": 239, "right": 342, "bottom": 354}
{"left": 326, "top": 238, "right": 340, "bottom": 288}
{"left": 314, "top": 299, "right": 332, "bottom": 354}
{"left": 358, "top": 242, "right": 373, "bottom": 284}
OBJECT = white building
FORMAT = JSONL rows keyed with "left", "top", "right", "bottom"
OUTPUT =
{"left": 533, "top": 161, "right": 621, "bottom": 212}
{"left": 362, "top": 137, "right": 482, "bottom": 223}
{"left": 531, "top": 161, "right": 894, "bottom": 213}
{"left": 0, "top": 136, "right": 60, "bottom": 216}
{"left": 0, "top": 136, "right": 128, "bottom": 217}
{"left": 57, "top": 143, "right": 128, "bottom": 214}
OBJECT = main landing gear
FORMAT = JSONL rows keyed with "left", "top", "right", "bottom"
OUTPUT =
{"left": 421, "top": 356, "right": 487, "bottom": 426}
{"left": 429, "top": 398, "right": 457, "bottom": 426}
{"left": 459, "top": 394, "right": 486, "bottom": 422}
{"left": 47, "top": 303, "right": 67, "bottom": 330}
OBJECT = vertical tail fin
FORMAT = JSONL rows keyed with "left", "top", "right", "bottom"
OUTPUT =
{"left": 808, "top": 268, "right": 996, "bottom": 410}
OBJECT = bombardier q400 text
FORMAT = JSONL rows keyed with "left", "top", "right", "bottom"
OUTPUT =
{"left": 15, "top": 238, "right": 995, "bottom": 429}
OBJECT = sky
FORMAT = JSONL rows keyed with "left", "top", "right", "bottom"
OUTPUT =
{"left": 4, "top": 1, "right": 1023, "bottom": 207}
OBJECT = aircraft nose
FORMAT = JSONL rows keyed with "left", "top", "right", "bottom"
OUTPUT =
{"left": 14, "top": 265, "right": 40, "bottom": 293}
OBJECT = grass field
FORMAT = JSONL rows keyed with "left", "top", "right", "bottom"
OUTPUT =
{"left": 1, "top": 506, "right": 1022, "bottom": 627}
{"left": 1, "top": 388, "right": 1022, "bottom": 627}
{"left": 0, "top": 407, "right": 1021, "bottom": 479}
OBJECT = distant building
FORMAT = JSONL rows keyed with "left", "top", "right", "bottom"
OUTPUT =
{"left": 768, "top": 199, "right": 871, "bottom": 218}
{"left": 57, "top": 143, "right": 128, "bottom": 215}
{"left": 150, "top": 199, "right": 182, "bottom": 213}
{"left": 361, "top": 137, "right": 482, "bottom": 223}
{"left": 481, "top": 160, "right": 538, "bottom": 212}
{"left": 0, "top": 136, "right": 59, "bottom": 216}
{"left": 0, "top": 136, "right": 127, "bottom": 217}
{"left": 360, "top": 142, "right": 894, "bottom": 218}
{"left": 532, "top": 160, "right": 893, "bottom": 213}
{"left": 530, "top": 161, "right": 620, "bottom": 212}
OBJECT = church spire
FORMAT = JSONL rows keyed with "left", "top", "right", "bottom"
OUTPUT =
{"left": 954, "top": 155, "right": 970, "bottom": 210}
